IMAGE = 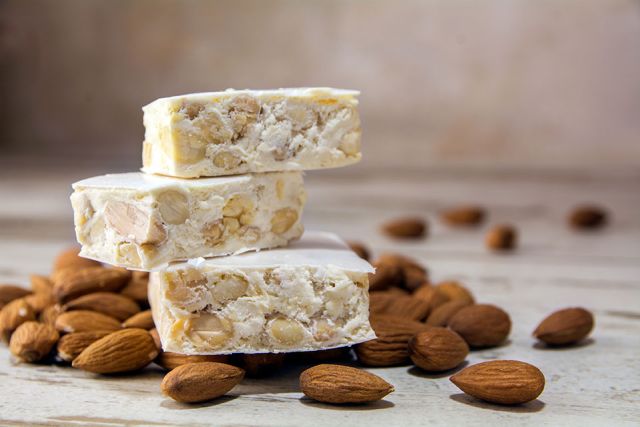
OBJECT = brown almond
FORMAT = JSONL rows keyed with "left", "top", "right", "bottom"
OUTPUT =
{"left": 0, "top": 285, "right": 31, "bottom": 309}
{"left": 533, "top": 307, "right": 594, "bottom": 345}
{"left": 239, "top": 353, "right": 285, "bottom": 377}
{"left": 485, "top": 225, "right": 517, "bottom": 251}
{"left": 435, "top": 281, "right": 474, "bottom": 305}
{"left": 120, "top": 271, "right": 149, "bottom": 303}
{"left": 381, "top": 217, "right": 426, "bottom": 239}
{"left": 413, "top": 284, "right": 450, "bottom": 311}
{"left": 368, "top": 258, "right": 403, "bottom": 292}
{"left": 52, "top": 247, "right": 101, "bottom": 275}
{"left": 55, "top": 310, "right": 121, "bottom": 334}
{"left": 448, "top": 304, "right": 511, "bottom": 348}
{"left": 441, "top": 205, "right": 486, "bottom": 226}
{"left": 155, "top": 352, "right": 230, "bottom": 371}
{"left": 356, "top": 315, "right": 431, "bottom": 366}
{"left": 300, "top": 364, "right": 394, "bottom": 404}
{"left": 450, "top": 360, "right": 545, "bottom": 405}
{"left": 347, "top": 241, "right": 370, "bottom": 261}
{"left": 24, "top": 291, "right": 56, "bottom": 314}
{"left": 122, "top": 310, "right": 154, "bottom": 329}
{"left": 53, "top": 266, "right": 130, "bottom": 303}
{"left": 161, "top": 362, "right": 245, "bottom": 403}
{"left": 57, "top": 330, "right": 112, "bottom": 362}
{"left": 372, "top": 294, "right": 431, "bottom": 321}
{"left": 378, "top": 253, "right": 428, "bottom": 291}
{"left": 0, "top": 298, "right": 36, "bottom": 342}
{"left": 409, "top": 328, "right": 468, "bottom": 372}
{"left": 64, "top": 292, "right": 140, "bottom": 321}
{"left": 73, "top": 328, "right": 158, "bottom": 373}
{"left": 569, "top": 205, "right": 607, "bottom": 230}
{"left": 9, "top": 321, "right": 59, "bottom": 362}
{"left": 39, "top": 304, "right": 63, "bottom": 326}
{"left": 369, "top": 292, "right": 397, "bottom": 314}
{"left": 149, "top": 328, "right": 162, "bottom": 350}
{"left": 426, "top": 300, "right": 471, "bottom": 326}
{"left": 30, "top": 274, "right": 53, "bottom": 295}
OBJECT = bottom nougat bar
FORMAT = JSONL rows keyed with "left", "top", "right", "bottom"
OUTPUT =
{"left": 149, "top": 232, "right": 375, "bottom": 354}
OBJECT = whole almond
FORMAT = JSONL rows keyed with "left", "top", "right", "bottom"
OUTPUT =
{"left": 57, "top": 330, "right": 112, "bottom": 362}
{"left": 24, "top": 291, "right": 55, "bottom": 314}
{"left": 372, "top": 294, "right": 431, "bottom": 321}
{"left": 0, "top": 285, "right": 31, "bottom": 309}
{"left": 39, "top": 304, "right": 63, "bottom": 325}
{"left": 347, "top": 241, "right": 370, "bottom": 261}
{"left": 448, "top": 304, "right": 511, "bottom": 348}
{"left": 569, "top": 205, "right": 607, "bottom": 230}
{"left": 368, "top": 258, "right": 403, "bottom": 292}
{"left": 533, "top": 307, "right": 594, "bottom": 345}
{"left": 413, "top": 284, "right": 450, "bottom": 311}
{"left": 149, "top": 328, "right": 162, "bottom": 350}
{"left": 0, "top": 298, "right": 36, "bottom": 342}
{"left": 377, "top": 253, "right": 428, "bottom": 291}
{"left": 300, "top": 364, "right": 394, "bottom": 404}
{"left": 52, "top": 247, "right": 101, "bottom": 275}
{"left": 450, "top": 360, "right": 545, "bottom": 405}
{"left": 155, "top": 352, "right": 230, "bottom": 371}
{"left": 120, "top": 271, "right": 149, "bottom": 304}
{"left": 381, "top": 217, "right": 426, "bottom": 239}
{"left": 55, "top": 310, "right": 121, "bottom": 334}
{"left": 356, "top": 315, "right": 431, "bottom": 366}
{"left": 485, "top": 225, "right": 517, "bottom": 251}
{"left": 64, "top": 292, "right": 140, "bottom": 321}
{"left": 161, "top": 362, "right": 245, "bottom": 403}
{"left": 409, "top": 328, "right": 468, "bottom": 372}
{"left": 441, "top": 205, "right": 486, "bottom": 226}
{"left": 53, "top": 267, "right": 130, "bottom": 303}
{"left": 9, "top": 321, "right": 59, "bottom": 362}
{"left": 30, "top": 274, "right": 53, "bottom": 295}
{"left": 73, "top": 328, "right": 158, "bottom": 373}
{"left": 435, "top": 281, "right": 474, "bottom": 305}
{"left": 240, "top": 353, "right": 285, "bottom": 377}
{"left": 426, "top": 300, "right": 471, "bottom": 326}
{"left": 123, "top": 310, "right": 154, "bottom": 329}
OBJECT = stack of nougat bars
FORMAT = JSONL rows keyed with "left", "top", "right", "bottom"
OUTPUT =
{"left": 70, "top": 88, "right": 376, "bottom": 354}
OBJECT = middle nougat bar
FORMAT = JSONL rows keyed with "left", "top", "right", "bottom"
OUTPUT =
{"left": 71, "top": 171, "right": 305, "bottom": 269}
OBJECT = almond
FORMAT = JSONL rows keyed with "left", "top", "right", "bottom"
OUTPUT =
{"left": 371, "top": 294, "right": 431, "bottom": 321}
{"left": 347, "top": 241, "right": 370, "bottom": 261}
{"left": 149, "top": 328, "right": 162, "bottom": 350}
{"left": 0, "top": 285, "right": 31, "bottom": 309}
{"left": 409, "top": 328, "right": 468, "bottom": 372}
{"left": 240, "top": 353, "right": 285, "bottom": 377}
{"left": 120, "top": 271, "right": 149, "bottom": 304}
{"left": 122, "top": 310, "right": 154, "bottom": 329}
{"left": 24, "top": 291, "right": 55, "bottom": 314}
{"left": 448, "top": 304, "right": 511, "bottom": 348}
{"left": 161, "top": 362, "right": 245, "bottom": 403}
{"left": 450, "top": 360, "right": 545, "bottom": 405}
{"left": 413, "top": 284, "right": 450, "bottom": 311}
{"left": 52, "top": 247, "right": 101, "bottom": 275}
{"left": 356, "top": 315, "right": 431, "bottom": 366}
{"left": 569, "top": 205, "right": 607, "bottom": 229}
{"left": 533, "top": 307, "right": 594, "bottom": 345}
{"left": 435, "top": 281, "right": 474, "bottom": 305}
{"left": 155, "top": 352, "right": 230, "bottom": 371}
{"left": 379, "top": 253, "right": 428, "bottom": 291}
{"left": 441, "top": 205, "right": 485, "bottom": 226}
{"left": 0, "top": 298, "right": 36, "bottom": 342}
{"left": 300, "top": 364, "right": 394, "bottom": 404}
{"left": 53, "top": 267, "right": 130, "bottom": 303}
{"left": 485, "top": 225, "right": 517, "bottom": 251}
{"left": 64, "top": 292, "right": 140, "bottom": 321}
{"left": 368, "top": 258, "right": 403, "bottom": 292}
{"left": 425, "top": 300, "right": 470, "bottom": 326}
{"left": 381, "top": 217, "right": 426, "bottom": 239}
{"left": 30, "top": 274, "right": 53, "bottom": 295}
{"left": 73, "top": 328, "right": 158, "bottom": 373}
{"left": 9, "top": 321, "right": 59, "bottom": 362}
{"left": 57, "top": 330, "right": 112, "bottom": 362}
{"left": 39, "top": 304, "right": 63, "bottom": 326}
{"left": 55, "top": 310, "right": 121, "bottom": 334}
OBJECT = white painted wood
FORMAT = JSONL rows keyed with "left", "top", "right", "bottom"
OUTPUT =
{"left": 1, "top": 168, "right": 639, "bottom": 426}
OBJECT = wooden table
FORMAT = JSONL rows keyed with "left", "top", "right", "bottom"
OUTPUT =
{"left": 1, "top": 166, "right": 639, "bottom": 426}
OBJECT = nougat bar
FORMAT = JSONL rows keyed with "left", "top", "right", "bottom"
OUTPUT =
{"left": 142, "top": 88, "right": 361, "bottom": 178}
{"left": 149, "top": 232, "right": 376, "bottom": 354}
{"left": 71, "top": 172, "right": 305, "bottom": 269}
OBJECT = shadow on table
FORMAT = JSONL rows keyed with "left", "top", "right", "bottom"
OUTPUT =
{"left": 532, "top": 338, "right": 595, "bottom": 351}
{"left": 299, "top": 397, "right": 395, "bottom": 411}
{"left": 161, "top": 395, "right": 239, "bottom": 410}
{"left": 449, "top": 393, "right": 545, "bottom": 413}
{"left": 406, "top": 362, "right": 468, "bottom": 379}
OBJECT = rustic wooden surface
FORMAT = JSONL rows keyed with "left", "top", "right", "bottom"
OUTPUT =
{"left": 0, "top": 166, "right": 639, "bottom": 426}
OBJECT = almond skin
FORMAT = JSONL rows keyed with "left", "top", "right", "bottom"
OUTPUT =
{"left": 39, "top": 304, "right": 63, "bottom": 326}
{"left": 569, "top": 205, "right": 607, "bottom": 229}
{"left": 435, "top": 281, "right": 474, "bottom": 305}
{"left": 57, "top": 330, "right": 112, "bottom": 362}
{"left": 240, "top": 353, "right": 285, "bottom": 377}
{"left": 73, "top": 328, "right": 158, "bottom": 373}
{"left": 0, "top": 298, "right": 36, "bottom": 342}
{"left": 441, "top": 206, "right": 486, "bottom": 226}
{"left": 533, "top": 307, "right": 594, "bottom": 345}
{"left": 376, "top": 253, "right": 428, "bottom": 291}
{"left": 448, "top": 304, "right": 511, "bottom": 348}
{"left": 300, "top": 364, "right": 394, "bottom": 404}
{"left": 0, "top": 285, "right": 31, "bottom": 309}
{"left": 381, "top": 217, "right": 427, "bottom": 239}
{"left": 155, "top": 352, "right": 230, "bottom": 371}
{"left": 426, "top": 300, "right": 471, "bottom": 326}
{"left": 63, "top": 292, "right": 140, "bottom": 321}
{"left": 53, "top": 267, "right": 130, "bottom": 303}
{"left": 413, "top": 284, "right": 450, "bottom": 312}
{"left": 55, "top": 310, "right": 121, "bottom": 334}
{"left": 450, "top": 360, "right": 545, "bottom": 405}
{"left": 485, "top": 225, "right": 517, "bottom": 251}
{"left": 368, "top": 258, "right": 403, "bottom": 292}
{"left": 122, "top": 310, "right": 154, "bottom": 329}
{"left": 52, "top": 247, "right": 101, "bottom": 275}
{"left": 371, "top": 294, "right": 431, "bottom": 321}
{"left": 149, "top": 328, "right": 162, "bottom": 350}
{"left": 161, "top": 362, "right": 245, "bottom": 403}
{"left": 30, "top": 274, "right": 53, "bottom": 295}
{"left": 9, "top": 321, "right": 59, "bottom": 362}
{"left": 409, "top": 328, "right": 469, "bottom": 372}
{"left": 356, "top": 315, "right": 431, "bottom": 366}
{"left": 120, "top": 272, "right": 149, "bottom": 304}
{"left": 24, "top": 291, "right": 56, "bottom": 314}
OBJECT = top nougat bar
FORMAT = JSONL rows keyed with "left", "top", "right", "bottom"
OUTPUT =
{"left": 142, "top": 88, "right": 361, "bottom": 178}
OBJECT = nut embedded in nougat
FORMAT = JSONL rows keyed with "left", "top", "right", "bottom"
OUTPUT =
{"left": 104, "top": 201, "right": 166, "bottom": 245}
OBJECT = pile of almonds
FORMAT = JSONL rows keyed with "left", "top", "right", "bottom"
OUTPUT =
{"left": 0, "top": 240, "right": 595, "bottom": 407}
